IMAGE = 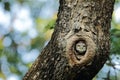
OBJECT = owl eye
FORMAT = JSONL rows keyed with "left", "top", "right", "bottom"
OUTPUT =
{"left": 74, "top": 40, "right": 87, "bottom": 55}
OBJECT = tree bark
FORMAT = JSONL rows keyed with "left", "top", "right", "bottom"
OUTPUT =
{"left": 23, "top": 0, "right": 115, "bottom": 80}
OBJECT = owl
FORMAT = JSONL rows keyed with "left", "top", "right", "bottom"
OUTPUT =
{"left": 75, "top": 40, "right": 87, "bottom": 55}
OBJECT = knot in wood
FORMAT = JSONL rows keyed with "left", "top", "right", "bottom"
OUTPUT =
{"left": 74, "top": 40, "right": 86, "bottom": 55}
{"left": 65, "top": 33, "right": 96, "bottom": 67}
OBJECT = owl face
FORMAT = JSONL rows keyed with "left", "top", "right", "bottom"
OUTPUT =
{"left": 75, "top": 40, "right": 87, "bottom": 55}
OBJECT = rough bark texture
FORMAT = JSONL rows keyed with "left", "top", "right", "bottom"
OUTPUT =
{"left": 23, "top": 0, "right": 115, "bottom": 80}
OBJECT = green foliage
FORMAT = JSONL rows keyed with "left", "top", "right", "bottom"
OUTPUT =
{"left": 0, "top": 0, "right": 57, "bottom": 79}
{"left": 4, "top": 2, "right": 10, "bottom": 11}
{"left": 116, "top": 0, "right": 120, "bottom": 3}
{"left": 111, "top": 28, "right": 120, "bottom": 54}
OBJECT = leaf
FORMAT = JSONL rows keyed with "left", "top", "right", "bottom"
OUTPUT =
{"left": 4, "top": 2, "right": 10, "bottom": 11}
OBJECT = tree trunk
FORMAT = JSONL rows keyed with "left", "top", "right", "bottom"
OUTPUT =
{"left": 23, "top": 0, "right": 115, "bottom": 80}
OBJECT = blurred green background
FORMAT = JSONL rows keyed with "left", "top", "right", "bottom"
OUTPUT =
{"left": 0, "top": 0, "right": 120, "bottom": 80}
